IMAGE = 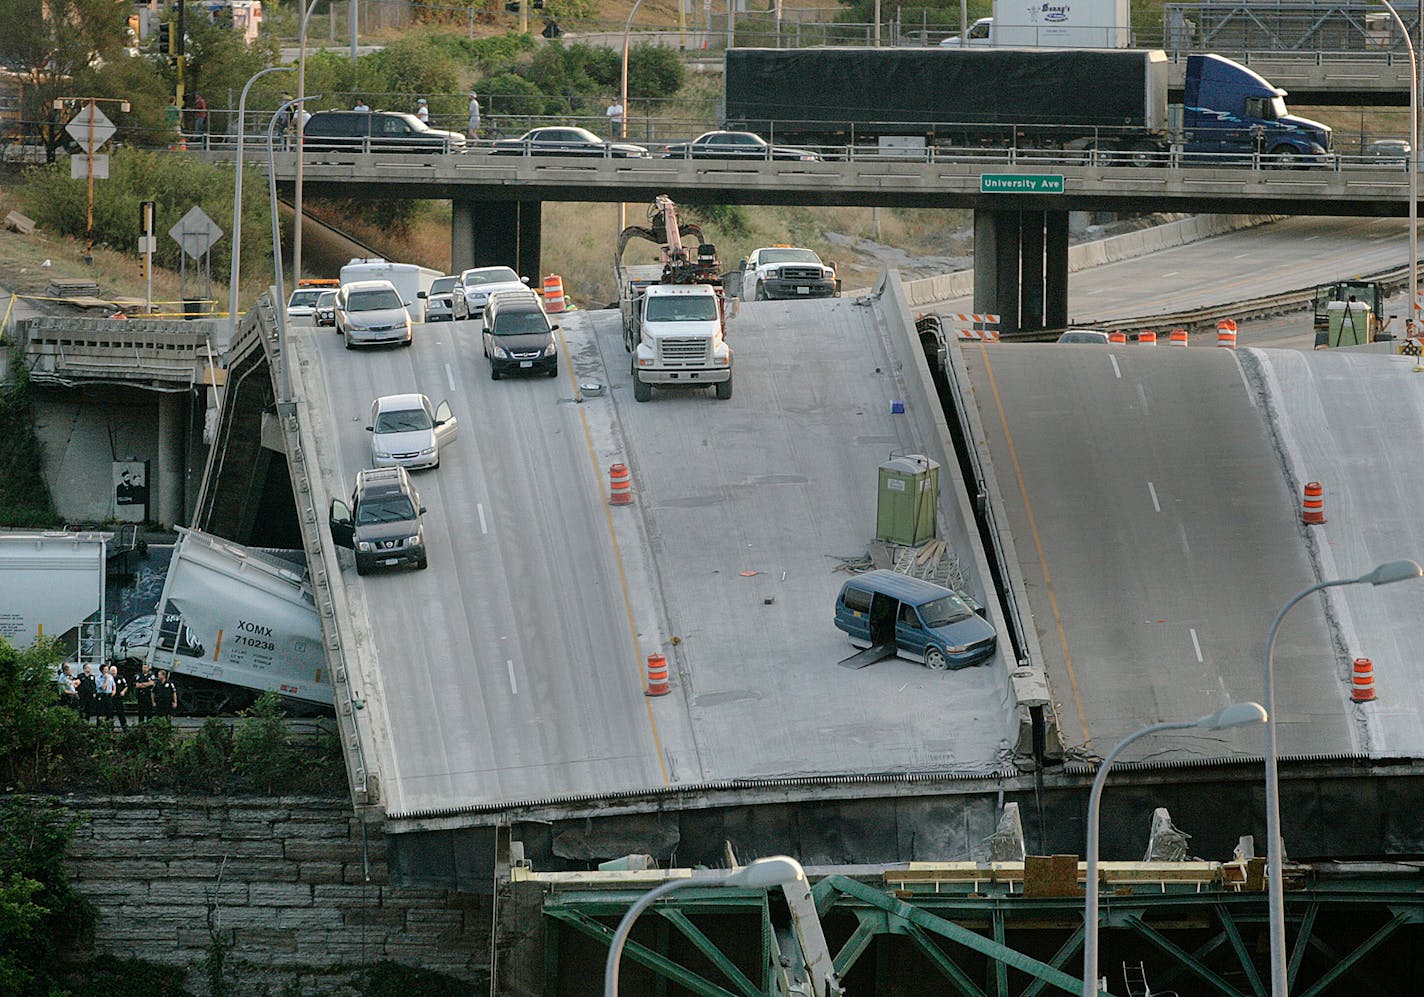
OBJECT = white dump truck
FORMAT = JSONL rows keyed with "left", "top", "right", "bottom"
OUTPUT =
{"left": 620, "top": 270, "right": 732, "bottom": 402}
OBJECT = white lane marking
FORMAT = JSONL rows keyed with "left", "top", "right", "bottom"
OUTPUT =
{"left": 1109, "top": 354, "right": 1122, "bottom": 379}
{"left": 1304, "top": 235, "right": 1319, "bottom": 241}
{"left": 1162, "top": 271, "right": 1179, "bottom": 277}
{"left": 1233, "top": 252, "right": 1253, "bottom": 259}
{"left": 1147, "top": 481, "right": 1161, "bottom": 513}
{"left": 1084, "top": 288, "right": 1105, "bottom": 295}
{"left": 507, "top": 659, "right": 518, "bottom": 695}
{"left": 1178, "top": 523, "right": 1192, "bottom": 558}
{"left": 1189, "top": 628, "right": 1204, "bottom": 663}
{"left": 445, "top": 363, "right": 457, "bottom": 393}
{"left": 1136, "top": 382, "right": 1149, "bottom": 415}
{"left": 477, "top": 502, "right": 488, "bottom": 535}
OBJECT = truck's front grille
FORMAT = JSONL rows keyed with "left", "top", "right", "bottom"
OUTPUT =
{"left": 659, "top": 338, "right": 710, "bottom": 364}
{"left": 777, "top": 266, "right": 824, "bottom": 281}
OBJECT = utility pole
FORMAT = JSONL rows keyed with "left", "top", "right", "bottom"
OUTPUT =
{"left": 176, "top": 0, "right": 187, "bottom": 113}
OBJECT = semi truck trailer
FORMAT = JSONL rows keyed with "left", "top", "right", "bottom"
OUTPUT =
{"left": 723, "top": 48, "right": 1330, "bottom": 164}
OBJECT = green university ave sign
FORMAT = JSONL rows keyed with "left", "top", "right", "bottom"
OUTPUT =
{"left": 980, "top": 174, "right": 1065, "bottom": 194}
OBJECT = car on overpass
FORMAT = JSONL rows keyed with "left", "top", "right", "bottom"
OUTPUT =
{"left": 660, "top": 130, "right": 821, "bottom": 162}
{"left": 302, "top": 109, "right": 466, "bottom": 154}
{"left": 334, "top": 280, "right": 413, "bottom": 349}
{"left": 490, "top": 126, "right": 650, "bottom": 158}
{"left": 328, "top": 466, "right": 428, "bottom": 575}
{"left": 418, "top": 275, "right": 469, "bottom": 322}
{"left": 313, "top": 290, "right": 337, "bottom": 327}
{"left": 740, "top": 246, "right": 840, "bottom": 301}
{"left": 1056, "top": 330, "right": 1111, "bottom": 344}
{"left": 366, "top": 393, "right": 458, "bottom": 470}
{"left": 459, "top": 266, "right": 528, "bottom": 316}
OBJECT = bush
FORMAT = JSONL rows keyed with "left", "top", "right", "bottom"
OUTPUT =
{"left": 0, "top": 797, "right": 97, "bottom": 993}
{"left": 21, "top": 149, "right": 272, "bottom": 276}
{"left": 0, "top": 359, "right": 61, "bottom": 529}
{"left": 628, "top": 44, "right": 685, "bottom": 100}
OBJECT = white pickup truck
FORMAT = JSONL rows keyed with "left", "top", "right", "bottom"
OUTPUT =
{"left": 740, "top": 246, "right": 840, "bottom": 302}
{"left": 620, "top": 269, "right": 732, "bottom": 402}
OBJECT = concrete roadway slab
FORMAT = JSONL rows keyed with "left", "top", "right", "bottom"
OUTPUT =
{"left": 291, "top": 296, "right": 1017, "bottom": 821}
{"left": 293, "top": 316, "right": 676, "bottom": 817}
{"left": 1247, "top": 348, "right": 1424, "bottom": 757}
{"left": 589, "top": 298, "right": 1016, "bottom": 780}
{"left": 960, "top": 343, "right": 1353, "bottom": 762}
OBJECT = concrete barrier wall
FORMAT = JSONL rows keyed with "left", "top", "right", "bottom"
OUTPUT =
{"left": 901, "top": 213, "right": 1286, "bottom": 309}
{"left": 875, "top": 275, "right": 1020, "bottom": 742}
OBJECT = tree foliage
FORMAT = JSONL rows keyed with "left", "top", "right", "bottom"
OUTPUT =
{"left": 0, "top": 0, "right": 129, "bottom": 115}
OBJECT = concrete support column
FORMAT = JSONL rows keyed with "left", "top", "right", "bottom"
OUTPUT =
{"left": 156, "top": 391, "right": 184, "bottom": 528}
{"left": 450, "top": 199, "right": 476, "bottom": 274}
{"left": 451, "top": 199, "right": 542, "bottom": 280}
{"left": 1020, "top": 213, "right": 1046, "bottom": 334}
{"left": 1045, "top": 211, "right": 1069, "bottom": 330}
{"left": 973, "top": 208, "right": 1071, "bottom": 338}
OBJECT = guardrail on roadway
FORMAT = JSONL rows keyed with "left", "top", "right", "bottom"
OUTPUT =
{"left": 18, "top": 315, "right": 220, "bottom": 388}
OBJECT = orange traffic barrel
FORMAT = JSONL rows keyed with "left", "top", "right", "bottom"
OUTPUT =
{"left": 1169, "top": 329, "right": 1189, "bottom": 347}
{"left": 609, "top": 463, "right": 633, "bottom": 506}
{"left": 1301, "top": 481, "right": 1326, "bottom": 524}
{"left": 542, "top": 274, "right": 566, "bottom": 313}
{"left": 1138, "top": 330, "right": 1157, "bottom": 345}
{"left": 1109, "top": 331, "right": 1127, "bottom": 344}
{"left": 645, "top": 653, "right": 670, "bottom": 697}
{"left": 1217, "top": 319, "right": 1238, "bottom": 348}
{"left": 1351, "top": 658, "right": 1376, "bottom": 702}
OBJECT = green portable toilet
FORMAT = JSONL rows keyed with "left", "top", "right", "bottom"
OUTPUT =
{"left": 1327, "top": 299, "right": 1372, "bottom": 347}
{"left": 876, "top": 454, "right": 939, "bottom": 546}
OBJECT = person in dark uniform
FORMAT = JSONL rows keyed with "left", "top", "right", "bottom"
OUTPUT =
{"left": 133, "top": 662, "right": 156, "bottom": 722}
{"left": 109, "top": 665, "right": 129, "bottom": 729}
{"left": 77, "top": 664, "right": 98, "bottom": 722}
{"left": 155, "top": 669, "right": 177, "bottom": 717}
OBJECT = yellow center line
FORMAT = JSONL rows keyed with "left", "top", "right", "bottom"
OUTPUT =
{"left": 559, "top": 318, "right": 671, "bottom": 789}
{"left": 976, "top": 342, "right": 1093, "bottom": 749}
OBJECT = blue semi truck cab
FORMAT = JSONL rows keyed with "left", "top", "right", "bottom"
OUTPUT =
{"left": 1182, "top": 54, "right": 1331, "bottom": 164}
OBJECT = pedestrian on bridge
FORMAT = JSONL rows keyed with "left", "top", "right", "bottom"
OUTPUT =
{"left": 415, "top": 97, "right": 429, "bottom": 124}
{"left": 192, "top": 92, "right": 208, "bottom": 137}
{"left": 606, "top": 97, "right": 624, "bottom": 138}
{"left": 354, "top": 97, "right": 370, "bottom": 112}
{"left": 467, "top": 91, "right": 481, "bottom": 139}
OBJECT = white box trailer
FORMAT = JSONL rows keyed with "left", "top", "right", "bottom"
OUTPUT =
{"left": 143, "top": 528, "right": 332, "bottom": 705}
{"left": 0, "top": 530, "right": 109, "bottom": 666}
{"left": 943, "top": 0, "right": 1130, "bottom": 47}
{"left": 339, "top": 257, "right": 442, "bottom": 324}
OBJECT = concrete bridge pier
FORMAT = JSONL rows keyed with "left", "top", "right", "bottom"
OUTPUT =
{"left": 156, "top": 391, "right": 185, "bottom": 528}
{"left": 451, "top": 199, "right": 542, "bottom": 280}
{"left": 973, "top": 209, "right": 1069, "bottom": 336}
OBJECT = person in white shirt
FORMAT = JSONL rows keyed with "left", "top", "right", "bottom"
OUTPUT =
{"left": 354, "top": 98, "right": 370, "bottom": 111}
{"left": 605, "top": 98, "right": 625, "bottom": 137}
{"left": 467, "top": 92, "right": 481, "bottom": 138}
{"left": 416, "top": 97, "right": 429, "bottom": 124}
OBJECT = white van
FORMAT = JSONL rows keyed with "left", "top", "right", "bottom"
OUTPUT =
{"left": 338, "top": 258, "right": 442, "bottom": 324}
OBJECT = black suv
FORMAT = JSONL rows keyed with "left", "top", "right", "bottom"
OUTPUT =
{"left": 328, "top": 466, "right": 428, "bottom": 575}
{"left": 303, "top": 110, "right": 466, "bottom": 154}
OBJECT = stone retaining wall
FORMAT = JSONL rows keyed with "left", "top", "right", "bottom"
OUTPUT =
{"left": 63, "top": 796, "right": 490, "bottom": 992}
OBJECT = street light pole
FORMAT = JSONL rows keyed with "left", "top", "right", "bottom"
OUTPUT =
{"left": 1377, "top": 1, "right": 1417, "bottom": 333}
{"left": 293, "top": 0, "right": 322, "bottom": 291}
{"left": 229, "top": 65, "right": 295, "bottom": 343}
{"left": 1261, "top": 559, "right": 1421, "bottom": 996}
{"left": 267, "top": 95, "right": 318, "bottom": 407}
{"left": 618, "top": 0, "right": 646, "bottom": 234}
{"left": 1083, "top": 703, "right": 1268, "bottom": 997}
{"left": 604, "top": 856, "right": 810, "bottom": 996}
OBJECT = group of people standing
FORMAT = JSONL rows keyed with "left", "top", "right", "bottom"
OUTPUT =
{"left": 56, "top": 661, "right": 177, "bottom": 726}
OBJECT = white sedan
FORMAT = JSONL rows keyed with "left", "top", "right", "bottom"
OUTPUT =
{"left": 366, "top": 393, "right": 458, "bottom": 470}
{"left": 460, "top": 266, "right": 530, "bottom": 316}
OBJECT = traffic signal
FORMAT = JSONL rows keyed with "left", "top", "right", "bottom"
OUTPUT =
{"left": 157, "top": 22, "right": 172, "bottom": 55}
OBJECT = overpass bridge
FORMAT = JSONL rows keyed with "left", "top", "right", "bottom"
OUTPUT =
{"left": 225, "top": 147, "right": 1419, "bottom": 337}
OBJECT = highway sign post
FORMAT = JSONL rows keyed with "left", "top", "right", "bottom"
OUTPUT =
{"left": 169, "top": 205, "right": 224, "bottom": 317}
{"left": 62, "top": 100, "right": 124, "bottom": 265}
{"left": 980, "top": 174, "right": 1065, "bottom": 194}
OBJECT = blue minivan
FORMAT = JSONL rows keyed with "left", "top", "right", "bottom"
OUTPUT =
{"left": 833, "top": 570, "right": 996, "bottom": 671}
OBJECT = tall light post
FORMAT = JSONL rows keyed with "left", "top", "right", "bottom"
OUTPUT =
{"left": 1261, "top": 559, "right": 1422, "bottom": 996}
{"left": 617, "top": 0, "right": 645, "bottom": 233}
{"left": 292, "top": 0, "right": 322, "bottom": 291}
{"left": 1083, "top": 703, "right": 1269, "bottom": 997}
{"left": 1376, "top": 1, "right": 1418, "bottom": 333}
{"left": 267, "top": 95, "right": 318, "bottom": 406}
{"left": 229, "top": 65, "right": 295, "bottom": 343}
{"left": 604, "top": 856, "right": 808, "bottom": 996}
